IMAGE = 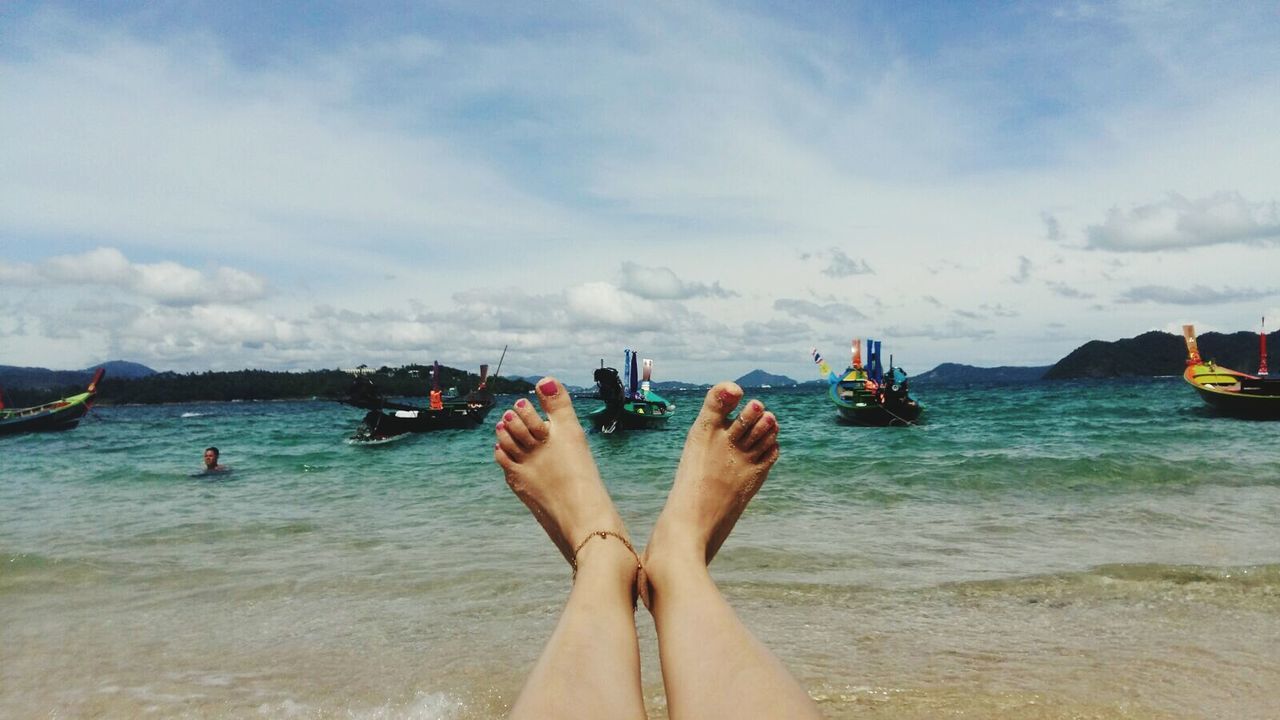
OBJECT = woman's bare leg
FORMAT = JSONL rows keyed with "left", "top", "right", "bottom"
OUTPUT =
{"left": 494, "top": 378, "right": 646, "bottom": 720}
{"left": 642, "top": 382, "right": 821, "bottom": 720}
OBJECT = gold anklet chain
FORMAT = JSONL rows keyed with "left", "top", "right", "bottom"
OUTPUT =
{"left": 571, "top": 530, "right": 641, "bottom": 580}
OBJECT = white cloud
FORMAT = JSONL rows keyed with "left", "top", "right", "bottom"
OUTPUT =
{"left": 1045, "top": 281, "right": 1094, "bottom": 300}
{"left": 1085, "top": 192, "right": 1280, "bottom": 251}
{"left": 1010, "top": 256, "right": 1032, "bottom": 284}
{"left": 774, "top": 298, "right": 866, "bottom": 323}
{"left": 1041, "top": 212, "right": 1062, "bottom": 241}
{"left": 1117, "top": 284, "right": 1278, "bottom": 306}
{"left": 0, "top": 260, "right": 37, "bottom": 284}
{"left": 564, "top": 282, "right": 665, "bottom": 331}
{"left": 740, "top": 318, "right": 812, "bottom": 345}
{"left": 14, "top": 248, "right": 268, "bottom": 306}
{"left": 0, "top": 19, "right": 582, "bottom": 273}
{"left": 820, "top": 249, "right": 874, "bottom": 278}
{"left": 616, "top": 261, "right": 735, "bottom": 300}
{"left": 881, "top": 321, "right": 995, "bottom": 341}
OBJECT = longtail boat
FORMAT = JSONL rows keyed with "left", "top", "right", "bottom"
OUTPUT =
{"left": 342, "top": 351, "right": 504, "bottom": 443}
{"left": 0, "top": 368, "right": 105, "bottom": 436}
{"left": 812, "top": 340, "right": 922, "bottom": 426}
{"left": 586, "top": 350, "right": 673, "bottom": 433}
{"left": 1182, "top": 322, "right": 1280, "bottom": 419}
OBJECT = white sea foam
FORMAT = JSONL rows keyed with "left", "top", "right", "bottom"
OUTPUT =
{"left": 255, "top": 692, "right": 465, "bottom": 720}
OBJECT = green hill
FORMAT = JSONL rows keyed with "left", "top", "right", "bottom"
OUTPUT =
{"left": 1045, "top": 330, "right": 1276, "bottom": 379}
{"left": 0, "top": 360, "right": 156, "bottom": 392}
{"left": 734, "top": 369, "right": 799, "bottom": 387}
{"left": 914, "top": 363, "right": 1050, "bottom": 384}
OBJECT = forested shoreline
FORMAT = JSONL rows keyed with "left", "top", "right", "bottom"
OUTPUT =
{"left": 1, "top": 365, "right": 533, "bottom": 407}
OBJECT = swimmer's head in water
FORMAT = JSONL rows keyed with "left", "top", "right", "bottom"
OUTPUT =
{"left": 204, "top": 447, "right": 220, "bottom": 469}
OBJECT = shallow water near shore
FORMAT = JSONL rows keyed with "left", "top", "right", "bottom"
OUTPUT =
{"left": 3, "top": 377, "right": 1279, "bottom": 718}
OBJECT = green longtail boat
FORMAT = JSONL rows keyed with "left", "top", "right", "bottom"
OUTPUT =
{"left": 0, "top": 368, "right": 105, "bottom": 436}
{"left": 586, "top": 350, "right": 673, "bottom": 433}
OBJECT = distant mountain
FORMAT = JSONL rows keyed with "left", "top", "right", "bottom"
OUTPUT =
{"left": 94, "top": 360, "right": 158, "bottom": 379}
{"left": 0, "top": 360, "right": 157, "bottom": 390}
{"left": 650, "top": 380, "right": 712, "bottom": 391}
{"left": 1044, "top": 329, "right": 1277, "bottom": 379}
{"left": 734, "top": 369, "right": 798, "bottom": 387}
{"left": 914, "top": 363, "right": 1050, "bottom": 384}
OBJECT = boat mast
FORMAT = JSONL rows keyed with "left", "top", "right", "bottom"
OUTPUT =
{"left": 629, "top": 350, "right": 640, "bottom": 399}
{"left": 1261, "top": 317, "right": 1270, "bottom": 376}
{"left": 1182, "top": 325, "right": 1201, "bottom": 365}
{"left": 493, "top": 345, "right": 508, "bottom": 380}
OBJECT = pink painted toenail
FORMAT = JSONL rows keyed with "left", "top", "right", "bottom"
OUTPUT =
{"left": 516, "top": 399, "right": 528, "bottom": 408}
{"left": 718, "top": 389, "right": 737, "bottom": 405}
{"left": 539, "top": 379, "right": 559, "bottom": 396}
{"left": 496, "top": 421, "right": 505, "bottom": 432}
{"left": 750, "top": 400, "right": 763, "bottom": 412}
{"left": 503, "top": 411, "right": 515, "bottom": 422}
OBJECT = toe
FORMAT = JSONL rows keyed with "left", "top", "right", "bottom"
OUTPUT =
{"left": 729, "top": 399, "right": 765, "bottom": 442}
{"left": 496, "top": 424, "right": 526, "bottom": 461}
{"left": 512, "top": 397, "right": 547, "bottom": 441}
{"left": 699, "top": 382, "right": 743, "bottom": 424}
{"left": 740, "top": 411, "right": 777, "bottom": 450}
{"left": 500, "top": 408, "right": 537, "bottom": 448}
{"left": 535, "top": 377, "right": 579, "bottom": 423}
{"left": 494, "top": 444, "right": 519, "bottom": 472}
{"left": 752, "top": 439, "right": 781, "bottom": 466}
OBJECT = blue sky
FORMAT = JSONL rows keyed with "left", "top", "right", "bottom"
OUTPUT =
{"left": 3, "top": 1, "right": 1279, "bottom": 385}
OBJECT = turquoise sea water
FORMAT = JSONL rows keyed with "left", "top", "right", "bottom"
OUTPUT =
{"left": 3, "top": 378, "right": 1279, "bottom": 719}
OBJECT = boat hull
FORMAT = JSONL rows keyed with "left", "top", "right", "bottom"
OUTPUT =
{"left": 352, "top": 403, "right": 495, "bottom": 442}
{"left": 0, "top": 392, "right": 94, "bottom": 436}
{"left": 1184, "top": 364, "right": 1280, "bottom": 419}
{"left": 834, "top": 399, "right": 923, "bottom": 427}
{"left": 829, "top": 374, "right": 923, "bottom": 427}
{"left": 586, "top": 401, "right": 672, "bottom": 432}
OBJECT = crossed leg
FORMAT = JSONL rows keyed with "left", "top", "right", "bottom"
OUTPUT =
{"left": 495, "top": 379, "right": 819, "bottom": 720}
{"left": 494, "top": 378, "right": 646, "bottom": 720}
{"left": 642, "top": 382, "right": 822, "bottom": 720}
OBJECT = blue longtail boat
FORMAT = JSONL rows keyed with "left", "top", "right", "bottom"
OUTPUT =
{"left": 812, "top": 339, "right": 923, "bottom": 426}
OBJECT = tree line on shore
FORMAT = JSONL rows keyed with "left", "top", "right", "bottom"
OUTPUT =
{"left": 0, "top": 364, "right": 534, "bottom": 407}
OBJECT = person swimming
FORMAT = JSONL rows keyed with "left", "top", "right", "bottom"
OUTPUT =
{"left": 493, "top": 378, "right": 821, "bottom": 720}
{"left": 202, "top": 446, "right": 229, "bottom": 473}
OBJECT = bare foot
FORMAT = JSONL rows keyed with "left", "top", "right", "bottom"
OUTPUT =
{"left": 495, "top": 377, "right": 635, "bottom": 573}
{"left": 640, "top": 382, "right": 779, "bottom": 607}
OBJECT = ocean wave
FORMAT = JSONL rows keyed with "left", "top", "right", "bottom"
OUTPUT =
{"left": 0, "top": 551, "right": 112, "bottom": 593}
{"left": 253, "top": 691, "right": 467, "bottom": 719}
{"left": 714, "top": 562, "right": 1280, "bottom": 609}
{"left": 941, "top": 562, "right": 1280, "bottom": 605}
{"left": 807, "top": 684, "right": 1176, "bottom": 720}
